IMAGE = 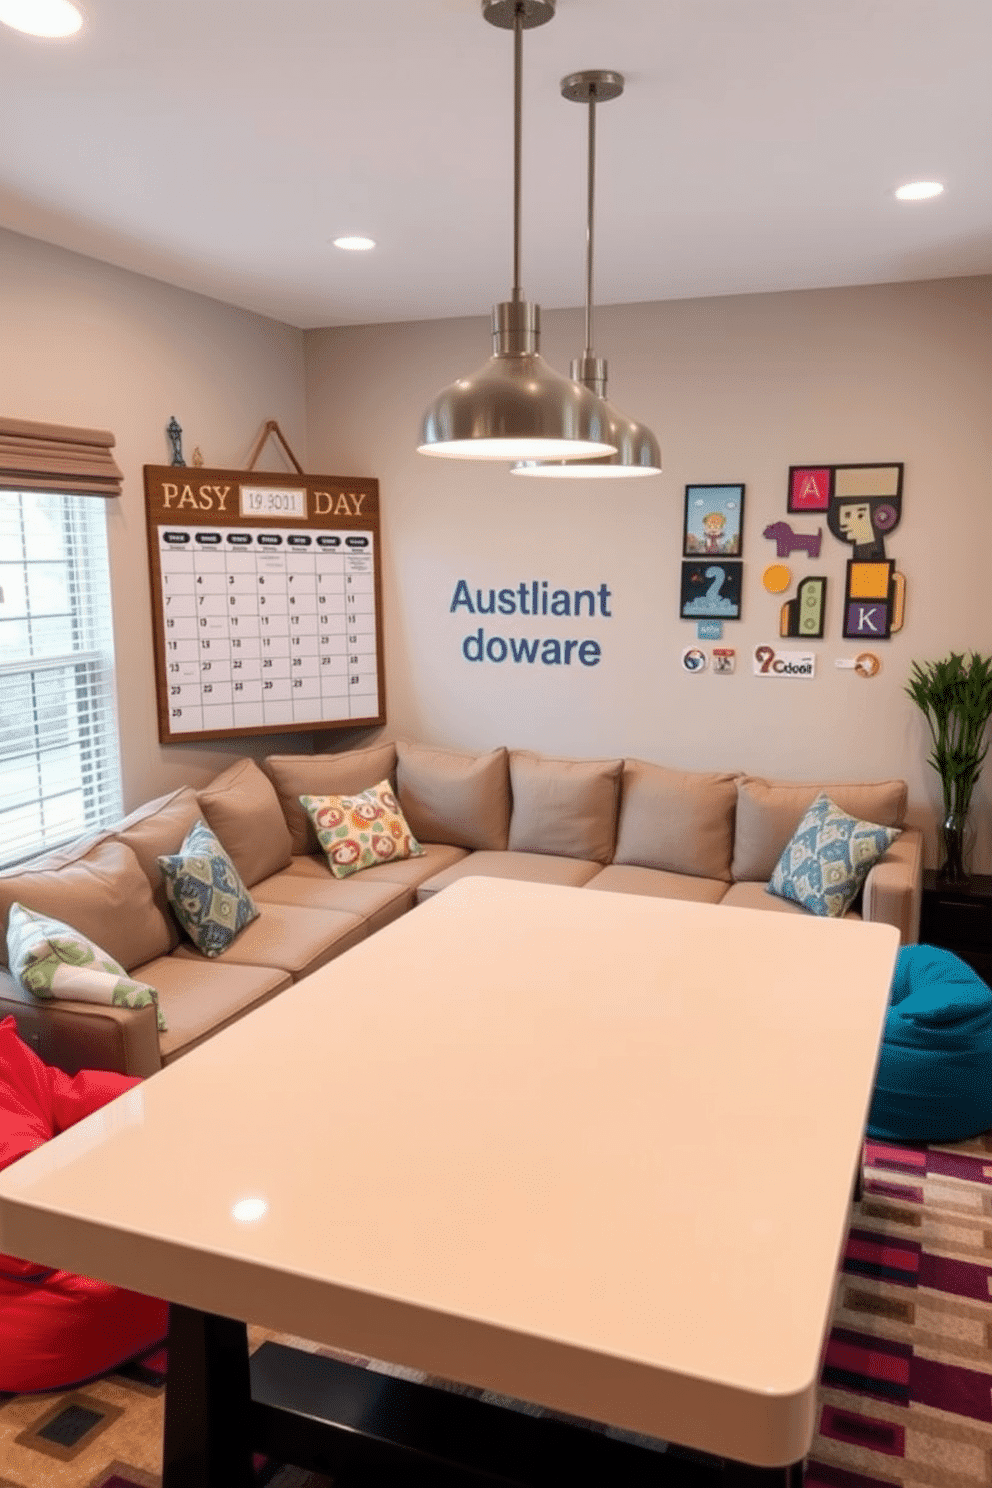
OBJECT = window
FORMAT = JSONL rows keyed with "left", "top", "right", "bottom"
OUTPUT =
{"left": 0, "top": 490, "right": 123, "bottom": 868}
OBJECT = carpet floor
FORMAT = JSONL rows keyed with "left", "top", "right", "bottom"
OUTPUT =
{"left": 2, "top": 1132, "right": 991, "bottom": 1487}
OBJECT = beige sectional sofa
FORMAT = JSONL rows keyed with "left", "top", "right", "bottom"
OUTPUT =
{"left": 0, "top": 740, "right": 922, "bottom": 1079}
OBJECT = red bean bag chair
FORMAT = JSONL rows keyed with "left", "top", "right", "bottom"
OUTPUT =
{"left": 0, "top": 1016, "right": 168, "bottom": 1392}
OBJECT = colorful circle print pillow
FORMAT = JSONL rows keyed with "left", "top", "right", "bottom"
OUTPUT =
{"left": 300, "top": 780, "right": 424, "bottom": 879}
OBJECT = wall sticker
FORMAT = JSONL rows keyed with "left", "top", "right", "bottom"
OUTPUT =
{"left": 835, "top": 653, "right": 881, "bottom": 678}
{"left": 763, "top": 564, "right": 791, "bottom": 593}
{"left": 681, "top": 647, "right": 708, "bottom": 673}
{"left": 762, "top": 520, "right": 822, "bottom": 559}
{"left": 753, "top": 645, "right": 816, "bottom": 678}
{"left": 450, "top": 577, "right": 612, "bottom": 667}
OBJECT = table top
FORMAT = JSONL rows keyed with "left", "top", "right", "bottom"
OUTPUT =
{"left": 0, "top": 877, "right": 898, "bottom": 1467}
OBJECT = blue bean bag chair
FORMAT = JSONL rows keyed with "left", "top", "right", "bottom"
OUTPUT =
{"left": 867, "top": 945, "right": 992, "bottom": 1143}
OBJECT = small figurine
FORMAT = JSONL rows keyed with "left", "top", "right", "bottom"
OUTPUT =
{"left": 166, "top": 416, "right": 186, "bottom": 467}
{"left": 192, "top": 446, "right": 204, "bottom": 467}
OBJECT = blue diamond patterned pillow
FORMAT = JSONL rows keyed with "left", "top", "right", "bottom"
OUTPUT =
{"left": 157, "top": 819, "right": 258, "bottom": 957}
{"left": 767, "top": 792, "right": 900, "bottom": 918}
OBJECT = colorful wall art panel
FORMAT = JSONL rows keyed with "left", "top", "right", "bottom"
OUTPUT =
{"left": 683, "top": 485, "right": 745, "bottom": 557}
{"left": 780, "top": 575, "right": 827, "bottom": 639}
{"left": 786, "top": 463, "right": 906, "bottom": 640}
{"left": 680, "top": 561, "right": 743, "bottom": 620}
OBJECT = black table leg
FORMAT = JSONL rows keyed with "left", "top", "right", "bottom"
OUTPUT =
{"left": 722, "top": 1462, "right": 803, "bottom": 1486}
{"left": 163, "top": 1305, "right": 254, "bottom": 1488}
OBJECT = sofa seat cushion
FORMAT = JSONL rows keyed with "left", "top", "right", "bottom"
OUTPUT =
{"left": 613, "top": 761, "right": 738, "bottom": 881}
{"left": 0, "top": 839, "right": 175, "bottom": 975}
{"left": 336, "top": 841, "right": 469, "bottom": 889}
{"left": 131, "top": 956, "right": 291, "bottom": 1064}
{"left": 720, "top": 881, "right": 862, "bottom": 921}
{"left": 584, "top": 866, "right": 729, "bottom": 904}
{"left": 251, "top": 869, "right": 413, "bottom": 935}
{"left": 264, "top": 743, "right": 399, "bottom": 855}
{"left": 168, "top": 901, "right": 366, "bottom": 979}
{"left": 416, "top": 851, "right": 601, "bottom": 903}
{"left": 197, "top": 757, "right": 293, "bottom": 887}
{"left": 395, "top": 740, "right": 510, "bottom": 850}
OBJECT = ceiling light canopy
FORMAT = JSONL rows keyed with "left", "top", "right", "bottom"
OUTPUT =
{"left": 333, "top": 235, "right": 376, "bottom": 251}
{"left": 894, "top": 181, "right": 944, "bottom": 201}
{"left": 0, "top": 0, "right": 82, "bottom": 36}
{"left": 418, "top": 0, "right": 615, "bottom": 463}
{"left": 513, "top": 70, "right": 661, "bottom": 480}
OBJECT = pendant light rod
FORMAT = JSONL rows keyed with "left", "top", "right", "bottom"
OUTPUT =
{"left": 560, "top": 70, "right": 624, "bottom": 383}
{"left": 486, "top": 0, "right": 555, "bottom": 299}
{"left": 584, "top": 83, "right": 596, "bottom": 355}
{"left": 512, "top": 10, "right": 523, "bottom": 299}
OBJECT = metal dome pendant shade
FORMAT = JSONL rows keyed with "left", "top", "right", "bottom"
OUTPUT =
{"left": 513, "top": 70, "right": 662, "bottom": 479}
{"left": 417, "top": 1, "right": 616, "bottom": 462}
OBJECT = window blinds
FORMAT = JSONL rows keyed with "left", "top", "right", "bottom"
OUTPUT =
{"left": 0, "top": 420, "right": 124, "bottom": 868}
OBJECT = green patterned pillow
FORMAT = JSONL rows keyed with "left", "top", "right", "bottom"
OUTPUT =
{"left": 6, "top": 902, "right": 166, "bottom": 1030}
{"left": 157, "top": 818, "right": 258, "bottom": 957}
{"left": 300, "top": 780, "right": 424, "bottom": 879}
{"left": 768, "top": 792, "right": 900, "bottom": 918}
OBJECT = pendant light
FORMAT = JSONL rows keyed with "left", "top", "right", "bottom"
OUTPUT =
{"left": 417, "top": 1, "right": 616, "bottom": 462}
{"left": 513, "top": 70, "right": 662, "bottom": 479}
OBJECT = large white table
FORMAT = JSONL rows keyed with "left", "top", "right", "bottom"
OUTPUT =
{"left": 0, "top": 877, "right": 898, "bottom": 1486}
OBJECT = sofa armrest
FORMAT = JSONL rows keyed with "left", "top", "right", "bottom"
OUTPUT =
{"left": 0, "top": 969, "right": 162, "bottom": 1078}
{"left": 861, "top": 826, "right": 923, "bottom": 944}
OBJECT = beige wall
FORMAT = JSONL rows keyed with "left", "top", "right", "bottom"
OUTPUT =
{"left": 3, "top": 225, "right": 989, "bottom": 872}
{"left": 0, "top": 226, "right": 311, "bottom": 808}
{"left": 305, "top": 277, "right": 992, "bottom": 871}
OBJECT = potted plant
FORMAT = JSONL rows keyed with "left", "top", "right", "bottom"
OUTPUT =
{"left": 906, "top": 651, "right": 992, "bottom": 883}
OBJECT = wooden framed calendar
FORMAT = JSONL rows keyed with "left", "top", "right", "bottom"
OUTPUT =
{"left": 143, "top": 465, "right": 385, "bottom": 743}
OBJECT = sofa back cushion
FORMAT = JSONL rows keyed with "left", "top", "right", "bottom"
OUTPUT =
{"left": 614, "top": 761, "right": 738, "bottom": 881}
{"left": 0, "top": 839, "right": 173, "bottom": 974}
{"left": 197, "top": 758, "right": 293, "bottom": 887}
{"left": 263, "top": 743, "right": 398, "bottom": 855}
{"left": 508, "top": 750, "right": 622, "bottom": 864}
{"left": 395, "top": 741, "right": 510, "bottom": 850}
{"left": 114, "top": 787, "right": 203, "bottom": 944}
{"left": 732, "top": 775, "right": 909, "bottom": 882}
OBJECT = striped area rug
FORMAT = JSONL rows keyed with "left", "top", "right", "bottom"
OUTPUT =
{"left": 2, "top": 1132, "right": 991, "bottom": 1487}
{"left": 807, "top": 1131, "right": 992, "bottom": 1487}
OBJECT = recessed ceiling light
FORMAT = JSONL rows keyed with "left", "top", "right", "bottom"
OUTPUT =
{"left": 894, "top": 181, "right": 944, "bottom": 201}
{"left": 333, "top": 236, "right": 376, "bottom": 252}
{"left": 0, "top": 0, "right": 83, "bottom": 36}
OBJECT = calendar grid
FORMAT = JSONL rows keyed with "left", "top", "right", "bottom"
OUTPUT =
{"left": 144, "top": 467, "right": 384, "bottom": 742}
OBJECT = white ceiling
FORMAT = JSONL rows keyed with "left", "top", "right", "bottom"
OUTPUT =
{"left": 2, "top": 0, "right": 990, "bottom": 331}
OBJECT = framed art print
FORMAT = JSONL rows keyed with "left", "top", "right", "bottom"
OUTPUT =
{"left": 683, "top": 484, "right": 745, "bottom": 558}
{"left": 680, "top": 560, "right": 742, "bottom": 620}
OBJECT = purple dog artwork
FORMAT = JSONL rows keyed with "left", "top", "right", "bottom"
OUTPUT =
{"left": 762, "top": 520, "right": 822, "bottom": 559}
